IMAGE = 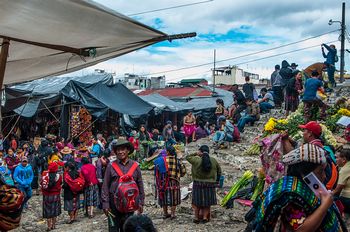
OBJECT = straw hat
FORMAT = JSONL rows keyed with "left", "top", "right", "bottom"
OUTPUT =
{"left": 78, "top": 145, "right": 88, "bottom": 152}
{"left": 61, "top": 146, "right": 72, "bottom": 155}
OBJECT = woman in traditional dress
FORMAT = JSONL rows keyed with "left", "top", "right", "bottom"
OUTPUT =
{"left": 186, "top": 145, "right": 221, "bottom": 224}
{"left": 63, "top": 161, "right": 81, "bottom": 224}
{"left": 81, "top": 157, "right": 99, "bottom": 218}
{"left": 41, "top": 162, "right": 62, "bottom": 231}
{"left": 154, "top": 146, "right": 186, "bottom": 220}
{"left": 252, "top": 144, "right": 347, "bottom": 231}
{"left": 285, "top": 70, "right": 303, "bottom": 116}
{"left": 183, "top": 111, "right": 196, "bottom": 145}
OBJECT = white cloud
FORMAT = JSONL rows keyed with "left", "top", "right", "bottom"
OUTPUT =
{"left": 82, "top": 0, "right": 349, "bottom": 82}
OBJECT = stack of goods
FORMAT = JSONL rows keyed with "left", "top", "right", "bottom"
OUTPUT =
{"left": 221, "top": 170, "right": 254, "bottom": 207}
{"left": 220, "top": 170, "right": 266, "bottom": 208}
{"left": 244, "top": 102, "right": 340, "bottom": 157}
{"left": 71, "top": 111, "right": 80, "bottom": 138}
{"left": 70, "top": 108, "right": 92, "bottom": 143}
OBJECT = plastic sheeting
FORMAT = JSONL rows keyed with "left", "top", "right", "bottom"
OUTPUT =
{"left": 5, "top": 73, "right": 113, "bottom": 115}
{"left": 140, "top": 93, "right": 193, "bottom": 114}
{"left": 61, "top": 81, "right": 154, "bottom": 117}
{"left": 0, "top": 0, "right": 167, "bottom": 85}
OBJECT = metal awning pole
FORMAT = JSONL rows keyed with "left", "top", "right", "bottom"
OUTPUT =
{"left": 0, "top": 39, "right": 10, "bottom": 132}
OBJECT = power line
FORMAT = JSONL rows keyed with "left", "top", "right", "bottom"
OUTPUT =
{"left": 233, "top": 40, "right": 339, "bottom": 66}
{"left": 127, "top": 0, "right": 214, "bottom": 16}
{"left": 164, "top": 40, "right": 339, "bottom": 81}
{"left": 142, "top": 29, "right": 340, "bottom": 76}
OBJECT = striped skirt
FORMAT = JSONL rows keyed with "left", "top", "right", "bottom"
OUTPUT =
{"left": 42, "top": 194, "right": 61, "bottom": 219}
{"left": 64, "top": 195, "right": 80, "bottom": 212}
{"left": 192, "top": 181, "right": 217, "bottom": 207}
{"left": 84, "top": 185, "right": 99, "bottom": 207}
{"left": 158, "top": 179, "right": 181, "bottom": 207}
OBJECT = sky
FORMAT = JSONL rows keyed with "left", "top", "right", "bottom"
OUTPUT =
{"left": 80, "top": 0, "right": 350, "bottom": 82}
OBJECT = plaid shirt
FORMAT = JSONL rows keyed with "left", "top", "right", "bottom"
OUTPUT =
{"left": 166, "top": 156, "right": 186, "bottom": 180}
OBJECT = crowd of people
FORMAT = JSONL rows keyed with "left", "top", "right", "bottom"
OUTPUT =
{"left": 0, "top": 43, "right": 349, "bottom": 232}
{"left": 0, "top": 130, "right": 222, "bottom": 231}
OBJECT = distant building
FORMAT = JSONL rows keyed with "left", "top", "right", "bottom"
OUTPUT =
{"left": 118, "top": 74, "right": 166, "bottom": 90}
{"left": 213, "top": 65, "right": 259, "bottom": 85}
{"left": 179, "top": 78, "right": 208, "bottom": 87}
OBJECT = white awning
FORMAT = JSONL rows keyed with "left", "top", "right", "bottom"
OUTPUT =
{"left": 0, "top": 0, "right": 168, "bottom": 85}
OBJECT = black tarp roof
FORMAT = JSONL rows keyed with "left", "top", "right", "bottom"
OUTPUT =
{"left": 5, "top": 73, "right": 154, "bottom": 117}
{"left": 61, "top": 81, "right": 154, "bottom": 117}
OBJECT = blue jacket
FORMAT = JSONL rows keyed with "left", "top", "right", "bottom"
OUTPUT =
{"left": 13, "top": 163, "right": 33, "bottom": 187}
{"left": 322, "top": 44, "right": 337, "bottom": 65}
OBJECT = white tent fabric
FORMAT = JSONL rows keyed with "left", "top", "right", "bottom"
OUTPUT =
{"left": 0, "top": 0, "right": 167, "bottom": 85}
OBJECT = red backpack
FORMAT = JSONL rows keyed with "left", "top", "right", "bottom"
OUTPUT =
{"left": 112, "top": 162, "right": 140, "bottom": 213}
{"left": 64, "top": 172, "right": 85, "bottom": 194}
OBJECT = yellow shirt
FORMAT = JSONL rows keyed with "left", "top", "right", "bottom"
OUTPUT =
{"left": 339, "top": 162, "right": 350, "bottom": 198}
{"left": 48, "top": 154, "right": 60, "bottom": 164}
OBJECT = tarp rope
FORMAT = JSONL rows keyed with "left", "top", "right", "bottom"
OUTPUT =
{"left": 3, "top": 87, "right": 35, "bottom": 141}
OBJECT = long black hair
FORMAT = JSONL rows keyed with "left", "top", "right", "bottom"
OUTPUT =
{"left": 166, "top": 146, "right": 177, "bottom": 160}
{"left": 199, "top": 145, "right": 211, "bottom": 172}
{"left": 48, "top": 172, "right": 57, "bottom": 188}
{"left": 123, "top": 215, "right": 157, "bottom": 232}
{"left": 65, "top": 161, "right": 79, "bottom": 179}
{"left": 139, "top": 125, "right": 150, "bottom": 141}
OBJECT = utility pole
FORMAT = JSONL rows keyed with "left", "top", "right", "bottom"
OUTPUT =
{"left": 340, "top": 2, "right": 346, "bottom": 83}
{"left": 213, "top": 49, "right": 216, "bottom": 93}
{"left": 0, "top": 38, "right": 10, "bottom": 132}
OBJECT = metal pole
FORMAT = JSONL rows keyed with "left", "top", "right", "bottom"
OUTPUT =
{"left": 213, "top": 49, "right": 216, "bottom": 93}
{"left": 0, "top": 39, "right": 10, "bottom": 132}
{"left": 340, "top": 2, "right": 346, "bottom": 83}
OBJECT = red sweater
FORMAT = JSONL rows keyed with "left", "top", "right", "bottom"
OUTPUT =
{"left": 42, "top": 173, "right": 62, "bottom": 196}
{"left": 81, "top": 164, "right": 98, "bottom": 187}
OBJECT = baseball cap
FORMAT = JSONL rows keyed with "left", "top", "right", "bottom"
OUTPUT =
{"left": 299, "top": 121, "right": 322, "bottom": 138}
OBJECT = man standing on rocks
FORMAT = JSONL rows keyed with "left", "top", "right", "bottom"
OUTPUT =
{"left": 322, "top": 43, "right": 337, "bottom": 88}
{"left": 102, "top": 140, "right": 144, "bottom": 232}
{"left": 271, "top": 64, "right": 283, "bottom": 108}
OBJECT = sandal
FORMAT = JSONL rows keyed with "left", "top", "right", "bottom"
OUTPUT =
{"left": 201, "top": 219, "right": 209, "bottom": 224}
{"left": 162, "top": 214, "right": 171, "bottom": 219}
{"left": 193, "top": 219, "right": 200, "bottom": 224}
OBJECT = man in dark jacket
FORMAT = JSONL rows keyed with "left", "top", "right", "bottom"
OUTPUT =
{"left": 271, "top": 64, "right": 283, "bottom": 107}
{"left": 322, "top": 43, "right": 337, "bottom": 87}
{"left": 231, "top": 84, "right": 246, "bottom": 122}
{"left": 279, "top": 60, "right": 293, "bottom": 89}
{"left": 102, "top": 140, "right": 144, "bottom": 232}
